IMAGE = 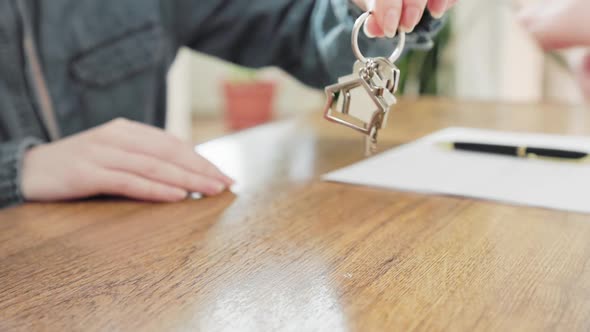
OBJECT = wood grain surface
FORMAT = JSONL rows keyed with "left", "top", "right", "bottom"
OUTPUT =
{"left": 1, "top": 98, "right": 590, "bottom": 331}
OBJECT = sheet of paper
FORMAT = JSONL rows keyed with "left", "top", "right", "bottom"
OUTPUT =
{"left": 323, "top": 127, "right": 590, "bottom": 214}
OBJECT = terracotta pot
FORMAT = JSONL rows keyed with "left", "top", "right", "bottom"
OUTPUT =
{"left": 222, "top": 80, "right": 276, "bottom": 130}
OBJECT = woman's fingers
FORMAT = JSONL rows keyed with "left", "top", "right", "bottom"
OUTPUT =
{"left": 96, "top": 119, "right": 234, "bottom": 186}
{"left": 374, "top": 0, "right": 403, "bottom": 38}
{"left": 427, "top": 0, "right": 449, "bottom": 19}
{"left": 121, "top": 120, "right": 231, "bottom": 184}
{"left": 98, "top": 146, "right": 227, "bottom": 196}
{"left": 400, "top": 0, "right": 427, "bottom": 33}
{"left": 365, "top": 14, "right": 384, "bottom": 38}
{"left": 362, "top": 0, "right": 454, "bottom": 38}
{"left": 97, "top": 169, "right": 188, "bottom": 202}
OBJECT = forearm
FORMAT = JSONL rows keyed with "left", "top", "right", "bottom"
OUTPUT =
{"left": 165, "top": 0, "right": 445, "bottom": 88}
{"left": 168, "top": 0, "right": 327, "bottom": 86}
{"left": 0, "top": 138, "right": 43, "bottom": 208}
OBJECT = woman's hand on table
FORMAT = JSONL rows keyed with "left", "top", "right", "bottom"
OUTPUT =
{"left": 21, "top": 118, "right": 233, "bottom": 203}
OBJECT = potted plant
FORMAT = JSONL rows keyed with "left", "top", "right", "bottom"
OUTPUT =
{"left": 222, "top": 65, "right": 277, "bottom": 130}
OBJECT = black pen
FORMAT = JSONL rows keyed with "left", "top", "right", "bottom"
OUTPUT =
{"left": 439, "top": 141, "right": 589, "bottom": 161}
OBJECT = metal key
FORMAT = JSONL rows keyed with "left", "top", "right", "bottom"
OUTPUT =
{"left": 322, "top": 11, "right": 405, "bottom": 156}
{"left": 359, "top": 57, "right": 400, "bottom": 155}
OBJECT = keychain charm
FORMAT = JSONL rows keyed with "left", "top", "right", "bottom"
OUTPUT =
{"left": 323, "top": 11, "right": 405, "bottom": 156}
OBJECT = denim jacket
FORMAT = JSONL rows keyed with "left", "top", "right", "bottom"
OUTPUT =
{"left": 0, "top": 0, "right": 443, "bottom": 208}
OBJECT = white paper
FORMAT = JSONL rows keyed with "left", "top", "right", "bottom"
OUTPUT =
{"left": 323, "top": 127, "right": 590, "bottom": 214}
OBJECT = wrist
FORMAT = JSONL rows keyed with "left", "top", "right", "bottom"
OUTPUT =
{"left": 19, "top": 143, "right": 46, "bottom": 202}
{"left": 0, "top": 137, "right": 43, "bottom": 208}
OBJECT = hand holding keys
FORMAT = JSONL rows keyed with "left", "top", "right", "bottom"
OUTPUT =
{"left": 323, "top": 11, "right": 405, "bottom": 156}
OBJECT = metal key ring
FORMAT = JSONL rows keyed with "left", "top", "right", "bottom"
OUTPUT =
{"left": 351, "top": 11, "right": 406, "bottom": 64}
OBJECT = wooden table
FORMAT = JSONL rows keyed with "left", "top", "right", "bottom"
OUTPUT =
{"left": 2, "top": 98, "right": 590, "bottom": 331}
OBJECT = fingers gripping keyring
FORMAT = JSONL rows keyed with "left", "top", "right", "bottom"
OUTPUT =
{"left": 351, "top": 11, "right": 406, "bottom": 64}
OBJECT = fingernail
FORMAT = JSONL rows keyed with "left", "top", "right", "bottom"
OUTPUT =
{"left": 430, "top": 0, "right": 448, "bottom": 19}
{"left": 225, "top": 176, "right": 236, "bottom": 185}
{"left": 220, "top": 175, "right": 234, "bottom": 186}
{"left": 401, "top": 6, "right": 421, "bottom": 33}
{"left": 213, "top": 182, "right": 226, "bottom": 194}
{"left": 171, "top": 188, "right": 189, "bottom": 201}
{"left": 363, "top": 19, "right": 376, "bottom": 38}
{"left": 384, "top": 9, "right": 399, "bottom": 38}
{"left": 430, "top": 11, "right": 444, "bottom": 19}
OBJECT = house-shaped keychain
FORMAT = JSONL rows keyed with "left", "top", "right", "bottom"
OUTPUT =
{"left": 323, "top": 58, "right": 400, "bottom": 137}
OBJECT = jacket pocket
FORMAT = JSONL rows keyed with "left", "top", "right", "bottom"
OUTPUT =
{"left": 69, "top": 23, "right": 164, "bottom": 88}
{"left": 68, "top": 22, "right": 166, "bottom": 127}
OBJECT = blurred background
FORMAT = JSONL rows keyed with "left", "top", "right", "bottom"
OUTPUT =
{"left": 166, "top": 0, "right": 589, "bottom": 142}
